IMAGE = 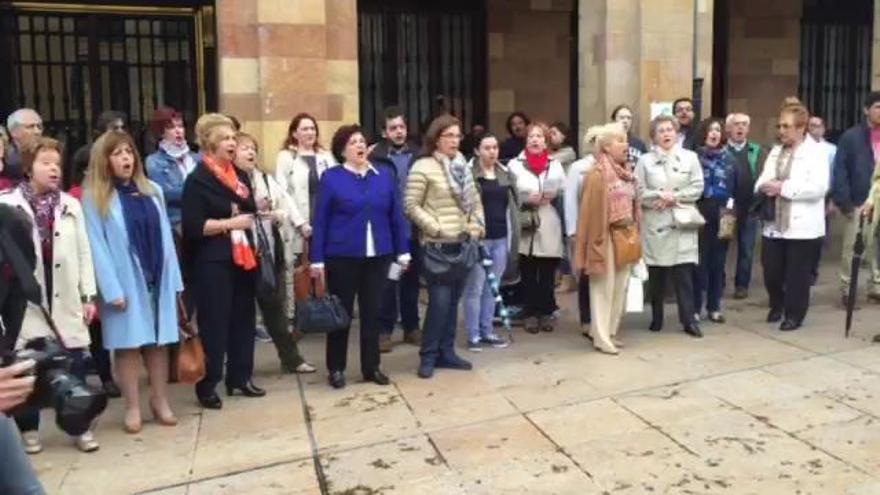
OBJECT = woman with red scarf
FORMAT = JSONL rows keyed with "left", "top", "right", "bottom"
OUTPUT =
{"left": 508, "top": 122, "right": 567, "bottom": 333}
{"left": 182, "top": 113, "right": 264, "bottom": 410}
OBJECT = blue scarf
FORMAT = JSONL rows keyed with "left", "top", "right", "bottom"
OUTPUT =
{"left": 115, "top": 180, "right": 163, "bottom": 286}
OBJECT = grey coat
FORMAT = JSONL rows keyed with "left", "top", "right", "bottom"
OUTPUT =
{"left": 470, "top": 159, "right": 521, "bottom": 285}
{"left": 636, "top": 148, "right": 704, "bottom": 266}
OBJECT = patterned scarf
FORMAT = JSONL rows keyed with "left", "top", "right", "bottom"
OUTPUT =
{"left": 774, "top": 146, "right": 796, "bottom": 233}
{"left": 202, "top": 155, "right": 256, "bottom": 270}
{"left": 19, "top": 181, "right": 60, "bottom": 250}
{"left": 435, "top": 151, "right": 476, "bottom": 217}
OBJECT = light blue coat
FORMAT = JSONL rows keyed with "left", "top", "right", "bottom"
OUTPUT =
{"left": 82, "top": 181, "right": 183, "bottom": 350}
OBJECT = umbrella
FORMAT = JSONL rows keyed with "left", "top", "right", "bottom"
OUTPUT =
{"left": 479, "top": 244, "right": 514, "bottom": 343}
{"left": 845, "top": 215, "right": 866, "bottom": 338}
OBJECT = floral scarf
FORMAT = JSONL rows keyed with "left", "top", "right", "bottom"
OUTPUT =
{"left": 19, "top": 181, "right": 60, "bottom": 251}
{"left": 435, "top": 151, "right": 477, "bottom": 217}
{"left": 203, "top": 155, "right": 256, "bottom": 270}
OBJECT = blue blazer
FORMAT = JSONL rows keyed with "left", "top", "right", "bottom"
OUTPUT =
{"left": 832, "top": 123, "right": 875, "bottom": 212}
{"left": 82, "top": 181, "right": 184, "bottom": 350}
{"left": 311, "top": 164, "right": 409, "bottom": 264}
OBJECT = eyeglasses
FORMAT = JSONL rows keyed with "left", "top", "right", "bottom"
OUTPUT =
{"left": 440, "top": 132, "right": 462, "bottom": 139}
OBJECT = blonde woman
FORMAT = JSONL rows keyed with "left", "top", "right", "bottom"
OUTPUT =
{"left": 575, "top": 123, "right": 640, "bottom": 354}
{"left": 82, "top": 131, "right": 183, "bottom": 433}
{"left": 182, "top": 113, "right": 263, "bottom": 409}
{"left": 0, "top": 137, "right": 99, "bottom": 453}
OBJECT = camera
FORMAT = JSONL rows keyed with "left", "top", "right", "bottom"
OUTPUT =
{"left": 1, "top": 338, "right": 108, "bottom": 436}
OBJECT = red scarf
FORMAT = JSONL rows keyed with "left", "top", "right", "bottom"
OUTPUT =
{"left": 525, "top": 150, "right": 549, "bottom": 176}
{"left": 202, "top": 155, "right": 256, "bottom": 270}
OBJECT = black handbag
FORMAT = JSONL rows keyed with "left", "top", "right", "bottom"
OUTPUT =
{"left": 295, "top": 276, "right": 350, "bottom": 334}
{"left": 422, "top": 239, "right": 480, "bottom": 285}
{"left": 254, "top": 220, "right": 277, "bottom": 299}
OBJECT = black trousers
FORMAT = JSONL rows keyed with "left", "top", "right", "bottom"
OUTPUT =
{"left": 520, "top": 255, "right": 560, "bottom": 317}
{"left": 762, "top": 237, "right": 822, "bottom": 325}
{"left": 648, "top": 264, "right": 697, "bottom": 328}
{"left": 193, "top": 260, "right": 257, "bottom": 397}
{"left": 0, "top": 284, "right": 27, "bottom": 352}
{"left": 325, "top": 256, "right": 391, "bottom": 377}
{"left": 87, "top": 320, "right": 113, "bottom": 384}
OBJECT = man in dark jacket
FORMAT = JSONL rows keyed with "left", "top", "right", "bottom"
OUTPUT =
{"left": 674, "top": 97, "right": 696, "bottom": 150}
{"left": 831, "top": 91, "right": 880, "bottom": 305}
{"left": 369, "top": 106, "right": 421, "bottom": 352}
{"left": 499, "top": 111, "right": 530, "bottom": 163}
{"left": 725, "top": 112, "right": 766, "bottom": 299}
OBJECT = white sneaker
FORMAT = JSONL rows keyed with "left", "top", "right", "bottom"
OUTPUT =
{"left": 74, "top": 431, "right": 100, "bottom": 453}
{"left": 22, "top": 431, "right": 42, "bottom": 455}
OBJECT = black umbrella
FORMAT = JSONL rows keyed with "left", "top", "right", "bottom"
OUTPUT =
{"left": 845, "top": 215, "right": 867, "bottom": 338}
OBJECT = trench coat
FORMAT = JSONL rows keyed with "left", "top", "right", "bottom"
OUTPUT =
{"left": 0, "top": 188, "right": 97, "bottom": 349}
{"left": 636, "top": 148, "right": 704, "bottom": 266}
{"left": 273, "top": 148, "right": 337, "bottom": 258}
{"left": 507, "top": 153, "right": 566, "bottom": 258}
{"left": 82, "top": 182, "right": 183, "bottom": 350}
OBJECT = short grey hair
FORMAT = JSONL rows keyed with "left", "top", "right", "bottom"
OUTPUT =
{"left": 649, "top": 114, "right": 679, "bottom": 140}
{"left": 725, "top": 113, "right": 750, "bottom": 127}
{"left": 6, "top": 108, "right": 40, "bottom": 132}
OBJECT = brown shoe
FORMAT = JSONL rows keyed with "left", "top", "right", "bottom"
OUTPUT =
{"left": 733, "top": 289, "right": 748, "bottom": 300}
{"left": 403, "top": 330, "right": 422, "bottom": 346}
{"left": 524, "top": 317, "right": 540, "bottom": 334}
{"left": 379, "top": 334, "right": 393, "bottom": 353}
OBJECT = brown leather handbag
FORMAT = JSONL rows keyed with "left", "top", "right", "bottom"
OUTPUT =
{"left": 175, "top": 296, "right": 205, "bottom": 385}
{"left": 293, "top": 241, "right": 313, "bottom": 302}
{"left": 610, "top": 221, "right": 642, "bottom": 269}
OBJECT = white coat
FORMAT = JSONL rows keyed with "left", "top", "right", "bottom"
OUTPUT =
{"left": 273, "top": 148, "right": 337, "bottom": 257}
{"left": 0, "top": 188, "right": 96, "bottom": 349}
{"left": 508, "top": 153, "right": 566, "bottom": 258}
{"left": 754, "top": 140, "right": 829, "bottom": 240}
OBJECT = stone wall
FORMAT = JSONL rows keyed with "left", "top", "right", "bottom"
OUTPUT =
{"left": 725, "top": 0, "right": 801, "bottom": 144}
{"left": 487, "top": 0, "right": 574, "bottom": 137}
{"left": 216, "top": 0, "right": 359, "bottom": 170}
{"left": 578, "top": 0, "right": 714, "bottom": 149}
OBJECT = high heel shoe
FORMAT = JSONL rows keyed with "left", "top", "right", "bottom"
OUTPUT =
{"left": 226, "top": 381, "right": 266, "bottom": 398}
{"left": 150, "top": 399, "right": 178, "bottom": 426}
{"left": 123, "top": 409, "right": 142, "bottom": 434}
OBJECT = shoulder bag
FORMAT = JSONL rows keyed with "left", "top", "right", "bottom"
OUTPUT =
{"left": 422, "top": 238, "right": 480, "bottom": 285}
{"left": 175, "top": 295, "right": 205, "bottom": 385}
{"left": 672, "top": 205, "right": 706, "bottom": 229}
{"left": 610, "top": 220, "right": 642, "bottom": 268}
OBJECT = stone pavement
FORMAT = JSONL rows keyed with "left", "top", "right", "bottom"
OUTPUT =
{"left": 27, "top": 266, "right": 880, "bottom": 494}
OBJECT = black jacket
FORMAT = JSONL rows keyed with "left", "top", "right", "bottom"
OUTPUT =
{"left": 726, "top": 141, "right": 766, "bottom": 216}
{"left": 181, "top": 161, "right": 257, "bottom": 268}
{"left": 832, "top": 123, "right": 876, "bottom": 213}
{"left": 368, "top": 140, "right": 419, "bottom": 179}
{"left": 500, "top": 137, "right": 524, "bottom": 163}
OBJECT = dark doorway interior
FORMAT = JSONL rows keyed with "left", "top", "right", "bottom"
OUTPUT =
{"left": 357, "top": 0, "right": 487, "bottom": 142}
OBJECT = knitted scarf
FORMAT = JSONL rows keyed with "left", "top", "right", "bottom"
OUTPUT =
{"left": 159, "top": 139, "right": 196, "bottom": 176}
{"left": 115, "top": 180, "right": 163, "bottom": 285}
{"left": 435, "top": 151, "right": 477, "bottom": 217}
{"left": 202, "top": 155, "right": 256, "bottom": 270}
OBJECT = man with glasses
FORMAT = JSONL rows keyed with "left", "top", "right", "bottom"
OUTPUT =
{"left": 725, "top": 112, "right": 766, "bottom": 298}
{"left": 3, "top": 109, "right": 43, "bottom": 184}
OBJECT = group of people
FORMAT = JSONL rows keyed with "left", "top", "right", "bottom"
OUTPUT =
{"left": 1, "top": 88, "right": 879, "bottom": 460}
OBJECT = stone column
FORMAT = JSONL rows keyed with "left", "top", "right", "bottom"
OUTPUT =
{"left": 873, "top": 0, "right": 880, "bottom": 90}
{"left": 216, "top": 0, "right": 359, "bottom": 169}
{"left": 578, "top": 0, "right": 714, "bottom": 147}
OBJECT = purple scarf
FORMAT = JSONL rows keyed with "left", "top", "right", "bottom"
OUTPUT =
{"left": 19, "top": 181, "right": 60, "bottom": 251}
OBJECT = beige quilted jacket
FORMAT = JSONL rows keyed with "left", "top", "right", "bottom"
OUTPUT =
{"left": 405, "top": 155, "right": 484, "bottom": 243}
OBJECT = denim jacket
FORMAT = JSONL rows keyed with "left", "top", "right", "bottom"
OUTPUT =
{"left": 145, "top": 148, "right": 200, "bottom": 226}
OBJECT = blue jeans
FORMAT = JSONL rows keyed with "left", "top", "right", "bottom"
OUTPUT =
{"left": 420, "top": 270, "right": 467, "bottom": 367}
{"left": 0, "top": 415, "right": 45, "bottom": 494}
{"left": 377, "top": 240, "right": 421, "bottom": 334}
{"left": 15, "top": 349, "right": 88, "bottom": 433}
{"left": 734, "top": 215, "right": 758, "bottom": 290}
{"left": 463, "top": 238, "right": 508, "bottom": 342}
{"left": 694, "top": 199, "right": 729, "bottom": 313}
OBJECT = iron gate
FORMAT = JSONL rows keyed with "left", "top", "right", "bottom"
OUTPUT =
{"left": 358, "top": 0, "right": 487, "bottom": 142}
{"left": 799, "top": 0, "right": 873, "bottom": 137}
{"left": 0, "top": 2, "right": 214, "bottom": 159}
